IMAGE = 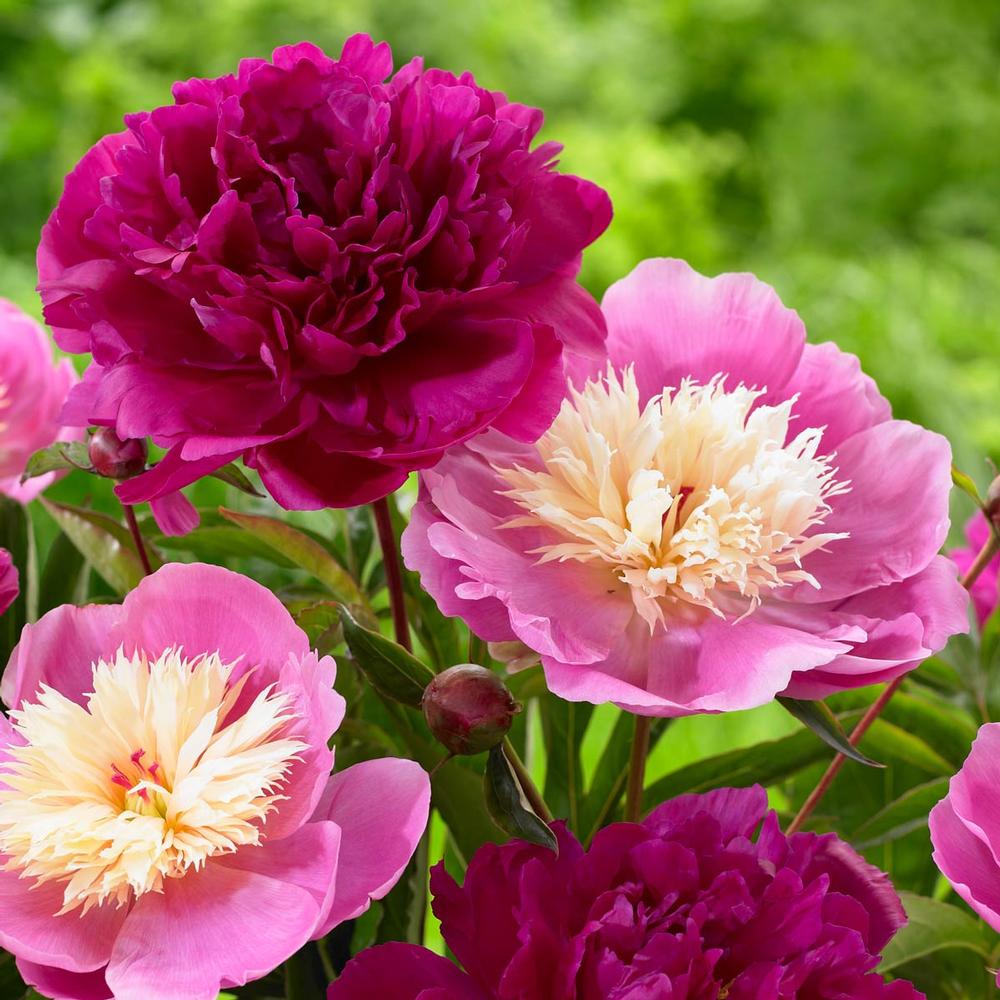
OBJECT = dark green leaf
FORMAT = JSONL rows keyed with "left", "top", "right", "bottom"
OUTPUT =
{"left": 20, "top": 441, "right": 92, "bottom": 481}
{"left": 339, "top": 604, "right": 435, "bottom": 708}
{"left": 208, "top": 462, "right": 264, "bottom": 497}
{"left": 37, "top": 530, "right": 87, "bottom": 614}
{"left": 541, "top": 696, "right": 593, "bottom": 830}
{"left": 375, "top": 832, "right": 427, "bottom": 945}
{"left": 484, "top": 744, "right": 558, "bottom": 851}
{"left": 220, "top": 507, "right": 368, "bottom": 610}
{"left": 880, "top": 891, "right": 995, "bottom": 972}
{"left": 778, "top": 696, "right": 883, "bottom": 767}
{"left": 39, "top": 498, "right": 149, "bottom": 594}
{"left": 852, "top": 778, "right": 950, "bottom": 849}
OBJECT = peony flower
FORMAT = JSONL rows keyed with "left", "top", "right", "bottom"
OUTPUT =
{"left": 38, "top": 34, "right": 612, "bottom": 512}
{"left": 949, "top": 514, "right": 999, "bottom": 626}
{"left": 930, "top": 722, "right": 1000, "bottom": 984}
{"left": 404, "top": 258, "right": 968, "bottom": 715}
{"left": 0, "top": 548, "right": 17, "bottom": 616}
{"left": 329, "top": 786, "right": 923, "bottom": 999}
{"left": 0, "top": 299, "right": 78, "bottom": 502}
{"left": 0, "top": 562, "right": 430, "bottom": 1000}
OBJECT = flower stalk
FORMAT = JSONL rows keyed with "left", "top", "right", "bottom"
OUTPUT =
{"left": 788, "top": 522, "right": 1000, "bottom": 834}
{"left": 122, "top": 503, "right": 153, "bottom": 576}
{"left": 625, "top": 715, "right": 652, "bottom": 823}
{"left": 372, "top": 496, "right": 412, "bottom": 653}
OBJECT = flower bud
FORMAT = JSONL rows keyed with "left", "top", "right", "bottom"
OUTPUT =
{"left": 986, "top": 474, "right": 1000, "bottom": 529}
{"left": 422, "top": 664, "right": 520, "bottom": 756}
{"left": 88, "top": 428, "right": 148, "bottom": 480}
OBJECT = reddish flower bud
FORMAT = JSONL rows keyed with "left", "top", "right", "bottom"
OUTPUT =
{"left": 88, "top": 428, "right": 148, "bottom": 480}
{"left": 422, "top": 664, "right": 520, "bottom": 756}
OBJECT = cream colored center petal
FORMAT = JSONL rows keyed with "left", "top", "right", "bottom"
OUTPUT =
{"left": 497, "top": 366, "right": 850, "bottom": 629}
{"left": 0, "top": 648, "right": 305, "bottom": 914}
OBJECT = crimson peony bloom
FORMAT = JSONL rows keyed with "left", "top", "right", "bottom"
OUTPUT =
{"left": 403, "top": 258, "right": 968, "bottom": 715}
{"left": 0, "top": 563, "right": 430, "bottom": 1000}
{"left": 329, "top": 786, "right": 922, "bottom": 999}
{"left": 0, "top": 549, "right": 17, "bottom": 616}
{"left": 930, "top": 723, "right": 1000, "bottom": 987}
{"left": 0, "top": 299, "right": 78, "bottom": 502}
{"left": 38, "top": 35, "right": 611, "bottom": 511}
{"left": 950, "top": 514, "right": 999, "bottom": 626}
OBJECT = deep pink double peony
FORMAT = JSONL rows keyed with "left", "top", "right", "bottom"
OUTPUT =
{"left": 0, "top": 549, "right": 17, "bottom": 616}
{"left": 404, "top": 257, "right": 969, "bottom": 715}
{"left": 950, "top": 514, "right": 999, "bottom": 626}
{"left": 38, "top": 34, "right": 611, "bottom": 511}
{"left": 0, "top": 563, "right": 430, "bottom": 1000}
{"left": 329, "top": 786, "right": 922, "bottom": 998}
{"left": 0, "top": 299, "right": 78, "bottom": 502}
{"left": 930, "top": 723, "right": 1000, "bottom": 986}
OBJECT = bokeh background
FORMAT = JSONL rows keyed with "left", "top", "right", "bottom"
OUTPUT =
{"left": 2, "top": 4, "right": 999, "bottom": 990}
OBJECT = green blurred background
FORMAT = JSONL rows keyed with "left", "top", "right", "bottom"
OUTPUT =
{"left": 2, "top": 0, "right": 999, "bottom": 481}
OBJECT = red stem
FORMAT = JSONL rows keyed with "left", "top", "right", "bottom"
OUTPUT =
{"left": 123, "top": 504, "right": 153, "bottom": 576}
{"left": 787, "top": 525, "right": 1000, "bottom": 835}
{"left": 372, "top": 496, "right": 412, "bottom": 652}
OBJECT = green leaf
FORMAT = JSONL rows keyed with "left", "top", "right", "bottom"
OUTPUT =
{"left": 643, "top": 728, "right": 830, "bottom": 808}
{"left": 861, "top": 718, "right": 954, "bottom": 775}
{"left": 778, "top": 696, "right": 883, "bottom": 767}
{"left": 40, "top": 498, "right": 148, "bottom": 595}
{"left": 880, "top": 891, "right": 995, "bottom": 972}
{"left": 484, "top": 744, "right": 558, "bottom": 851}
{"left": 155, "top": 525, "right": 297, "bottom": 567}
{"left": 952, "top": 465, "right": 985, "bottom": 508}
{"left": 291, "top": 600, "right": 342, "bottom": 655}
{"left": 541, "top": 696, "right": 593, "bottom": 830}
{"left": 852, "top": 777, "right": 950, "bottom": 849}
{"left": 375, "top": 832, "right": 428, "bottom": 945}
{"left": 339, "top": 604, "right": 435, "bottom": 708}
{"left": 37, "top": 530, "right": 87, "bottom": 615}
{"left": 20, "top": 441, "right": 92, "bottom": 481}
{"left": 208, "top": 462, "right": 264, "bottom": 497}
{"left": 219, "top": 507, "right": 367, "bottom": 609}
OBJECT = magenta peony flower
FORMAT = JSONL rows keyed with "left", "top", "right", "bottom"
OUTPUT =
{"left": 949, "top": 514, "right": 999, "bottom": 626}
{"left": 403, "top": 257, "right": 968, "bottom": 715}
{"left": 38, "top": 35, "right": 612, "bottom": 512}
{"left": 0, "top": 548, "right": 17, "bottom": 616}
{"left": 329, "top": 786, "right": 922, "bottom": 999}
{"left": 0, "top": 562, "right": 430, "bottom": 1000}
{"left": 0, "top": 299, "right": 79, "bottom": 502}
{"left": 930, "top": 722, "right": 1000, "bottom": 983}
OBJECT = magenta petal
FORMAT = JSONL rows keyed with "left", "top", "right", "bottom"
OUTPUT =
{"left": 600, "top": 257, "right": 806, "bottom": 402}
{"left": 149, "top": 490, "right": 199, "bottom": 536}
{"left": 0, "top": 549, "right": 18, "bottom": 617}
{"left": 328, "top": 943, "right": 486, "bottom": 999}
{"left": 106, "top": 822, "right": 341, "bottom": 999}
{"left": 311, "top": 758, "right": 431, "bottom": 937}
{"left": 16, "top": 960, "right": 112, "bottom": 1000}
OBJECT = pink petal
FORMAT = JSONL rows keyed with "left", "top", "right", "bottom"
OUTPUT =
{"left": 600, "top": 258, "right": 806, "bottom": 404}
{"left": 149, "top": 491, "right": 199, "bottom": 536}
{"left": 311, "top": 758, "right": 431, "bottom": 937}
{"left": 16, "top": 960, "right": 111, "bottom": 1000}
{"left": 790, "top": 420, "right": 953, "bottom": 604}
{"left": 106, "top": 822, "right": 341, "bottom": 999}
{"left": 0, "top": 867, "right": 126, "bottom": 973}
{"left": 112, "top": 562, "right": 308, "bottom": 672}
{"left": 1, "top": 603, "right": 121, "bottom": 710}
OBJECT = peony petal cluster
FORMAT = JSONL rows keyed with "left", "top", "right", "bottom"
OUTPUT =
{"left": 38, "top": 34, "right": 612, "bottom": 512}
{"left": 930, "top": 722, "right": 1000, "bottom": 986}
{"left": 404, "top": 257, "right": 969, "bottom": 716}
{"left": 329, "top": 786, "right": 923, "bottom": 999}
{"left": 949, "top": 514, "right": 999, "bottom": 626}
{"left": 0, "top": 299, "right": 78, "bottom": 502}
{"left": 0, "top": 562, "right": 430, "bottom": 1000}
{"left": 0, "top": 548, "right": 17, "bottom": 616}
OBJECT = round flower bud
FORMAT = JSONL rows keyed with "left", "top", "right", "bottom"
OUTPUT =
{"left": 986, "top": 473, "right": 1000, "bottom": 528}
{"left": 88, "top": 428, "right": 148, "bottom": 480}
{"left": 422, "top": 664, "right": 520, "bottom": 756}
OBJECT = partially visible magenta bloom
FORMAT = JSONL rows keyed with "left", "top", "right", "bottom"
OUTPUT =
{"left": 0, "top": 549, "right": 17, "bottom": 616}
{"left": 950, "top": 514, "right": 999, "bottom": 626}
{"left": 930, "top": 723, "right": 1000, "bottom": 987}
{"left": 0, "top": 299, "right": 78, "bottom": 502}
{"left": 404, "top": 258, "right": 968, "bottom": 716}
{"left": 38, "top": 35, "right": 611, "bottom": 512}
{"left": 0, "top": 562, "right": 430, "bottom": 1000}
{"left": 330, "top": 786, "right": 922, "bottom": 999}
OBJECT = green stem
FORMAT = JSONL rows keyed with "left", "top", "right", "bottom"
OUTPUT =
{"left": 624, "top": 715, "right": 652, "bottom": 823}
